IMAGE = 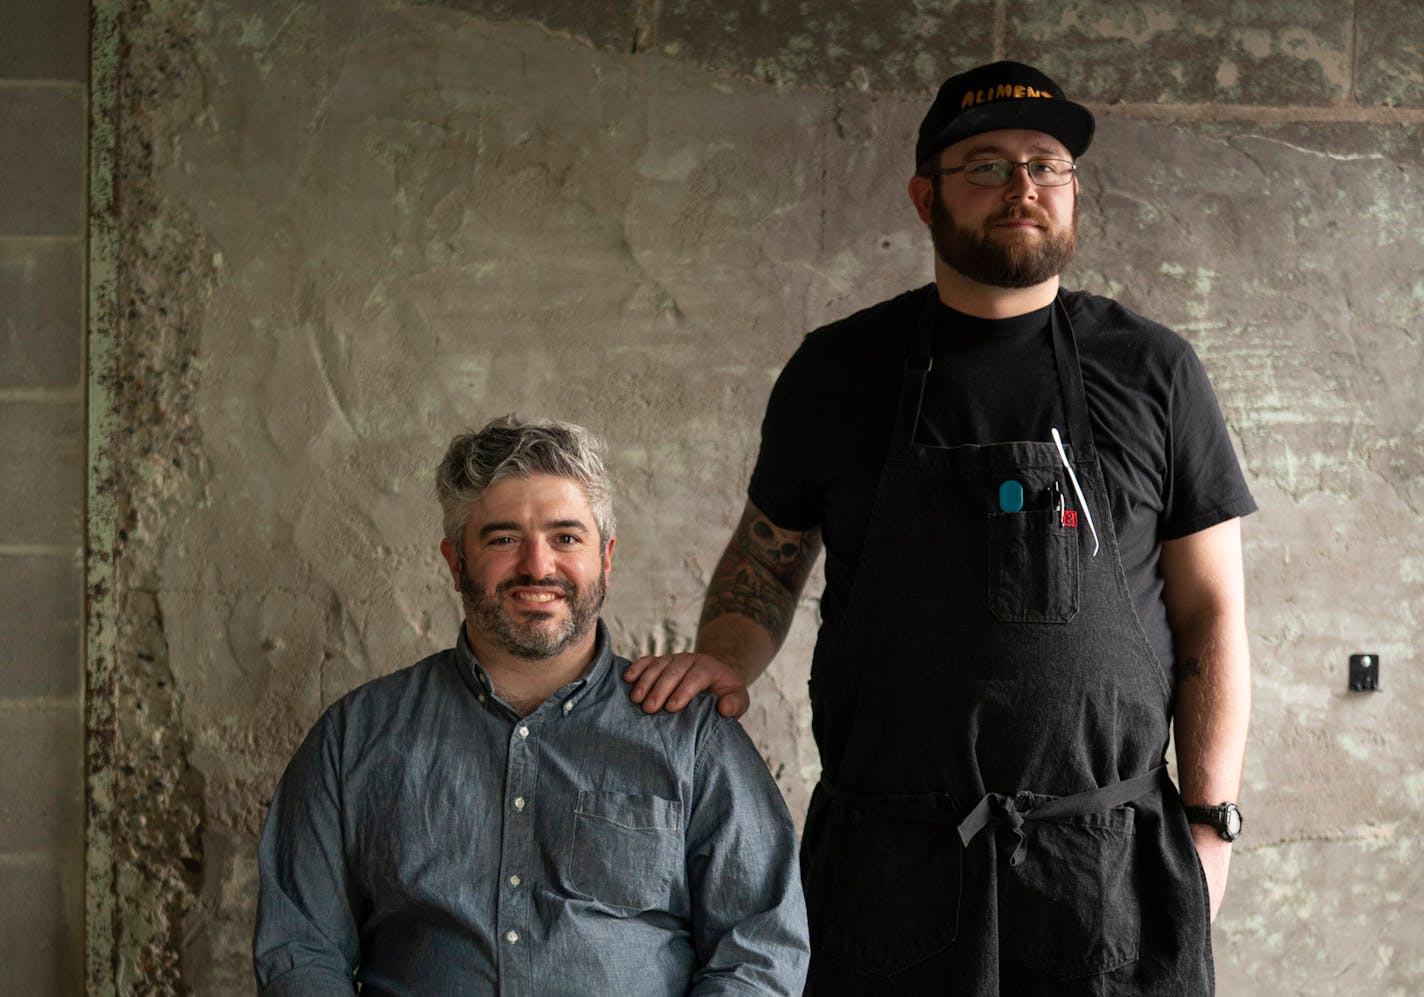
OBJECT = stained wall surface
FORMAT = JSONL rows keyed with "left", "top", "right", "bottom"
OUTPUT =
{"left": 90, "top": 1, "right": 1422, "bottom": 993}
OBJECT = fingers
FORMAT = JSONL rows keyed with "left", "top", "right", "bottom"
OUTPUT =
{"left": 627, "top": 654, "right": 697, "bottom": 713}
{"left": 715, "top": 687, "right": 751, "bottom": 719}
{"left": 622, "top": 653, "right": 750, "bottom": 717}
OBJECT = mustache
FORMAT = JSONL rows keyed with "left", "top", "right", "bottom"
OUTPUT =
{"left": 993, "top": 205, "right": 1052, "bottom": 226}
{"left": 495, "top": 575, "right": 575, "bottom": 595}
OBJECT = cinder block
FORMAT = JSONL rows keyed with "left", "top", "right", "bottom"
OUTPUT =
{"left": 0, "top": 238, "right": 84, "bottom": 389}
{"left": 0, "top": 86, "right": 86, "bottom": 237}
{"left": 0, "top": 0, "right": 90, "bottom": 82}
{"left": 657, "top": 0, "right": 996, "bottom": 90}
{"left": 0, "top": 400, "right": 84, "bottom": 546}
{"left": 0, "top": 554, "right": 82, "bottom": 697}
{"left": 0, "top": 704, "right": 83, "bottom": 852}
{"left": 1005, "top": 1, "right": 1351, "bottom": 106}
{"left": 0, "top": 857, "right": 83, "bottom": 996}
{"left": 1357, "top": 0, "right": 1424, "bottom": 107}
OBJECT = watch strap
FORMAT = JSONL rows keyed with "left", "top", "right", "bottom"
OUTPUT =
{"left": 1184, "top": 803, "right": 1243, "bottom": 841}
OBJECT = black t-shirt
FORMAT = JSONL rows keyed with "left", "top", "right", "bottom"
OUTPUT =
{"left": 748, "top": 285, "right": 1257, "bottom": 683}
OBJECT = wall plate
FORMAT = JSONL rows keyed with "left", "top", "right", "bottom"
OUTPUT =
{"left": 1349, "top": 653, "right": 1380, "bottom": 692}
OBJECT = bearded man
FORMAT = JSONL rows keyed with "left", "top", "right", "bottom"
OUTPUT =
{"left": 254, "top": 416, "right": 809, "bottom": 996}
{"left": 625, "top": 61, "right": 1255, "bottom": 995}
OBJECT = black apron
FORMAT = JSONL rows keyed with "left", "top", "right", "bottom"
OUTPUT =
{"left": 800, "top": 289, "right": 1213, "bottom": 995}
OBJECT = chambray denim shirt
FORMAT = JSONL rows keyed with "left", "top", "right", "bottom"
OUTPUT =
{"left": 254, "top": 623, "right": 809, "bottom": 996}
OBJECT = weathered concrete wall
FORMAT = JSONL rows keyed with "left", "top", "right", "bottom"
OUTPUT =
{"left": 94, "top": 0, "right": 1423, "bottom": 993}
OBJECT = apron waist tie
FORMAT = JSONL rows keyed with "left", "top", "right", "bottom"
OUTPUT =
{"left": 956, "top": 766, "right": 1166, "bottom": 867}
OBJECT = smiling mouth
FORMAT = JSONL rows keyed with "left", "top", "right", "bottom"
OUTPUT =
{"left": 513, "top": 592, "right": 561, "bottom": 604}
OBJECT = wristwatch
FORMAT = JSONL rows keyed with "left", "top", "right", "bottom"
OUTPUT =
{"left": 1184, "top": 802, "right": 1243, "bottom": 842}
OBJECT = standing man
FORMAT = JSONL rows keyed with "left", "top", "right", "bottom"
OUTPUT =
{"left": 626, "top": 61, "right": 1253, "bottom": 994}
{"left": 255, "top": 416, "right": 809, "bottom": 995}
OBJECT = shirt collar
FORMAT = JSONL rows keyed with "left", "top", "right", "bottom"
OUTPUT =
{"left": 453, "top": 620, "right": 613, "bottom": 718}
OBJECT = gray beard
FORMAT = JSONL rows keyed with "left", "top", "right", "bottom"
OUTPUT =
{"left": 930, "top": 187, "right": 1077, "bottom": 288}
{"left": 460, "top": 565, "right": 605, "bottom": 660}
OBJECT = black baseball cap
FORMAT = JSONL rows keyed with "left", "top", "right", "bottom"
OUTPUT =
{"left": 915, "top": 61, "right": 1095, "bottom": 169}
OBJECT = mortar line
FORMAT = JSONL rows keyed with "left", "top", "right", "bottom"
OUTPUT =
{"left": 0, "top": 543, "right": 83, "bottom": 557}
{"left": 0, "top": 696, "right": 87, "bottom": 711}
{"left": 0, "top": 78, "right": 87, "bottom": 93}
{"left": 0, "top": 387, "right": 85, "bottom": 402}
{"left": 0, "top": 851, "right": 85, "bottom": 867}
{"left": 0, "top": 233, "right": 87, "bottom": 245}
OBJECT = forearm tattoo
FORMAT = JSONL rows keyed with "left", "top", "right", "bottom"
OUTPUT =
{"left": 700, "top": 506, "right": 823, "bottom": 639}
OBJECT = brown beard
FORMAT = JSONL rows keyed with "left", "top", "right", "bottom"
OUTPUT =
{"left": 929, "top": 185, "right": 1078, "bottom": 288}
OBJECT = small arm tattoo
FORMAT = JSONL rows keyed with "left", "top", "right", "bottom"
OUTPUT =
{"left": 700, "top": 506, "right": 822, "bottom": 639}
{"left": 1178, "top": 656, "right": 1203, "bottom": 680}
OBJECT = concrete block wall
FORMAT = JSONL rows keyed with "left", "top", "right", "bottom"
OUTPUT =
{"left": 0, "top": 0, "right": 91, "bottom": 992}
{"left": 88, "top": 0, "right": 1424, "bottom": 993}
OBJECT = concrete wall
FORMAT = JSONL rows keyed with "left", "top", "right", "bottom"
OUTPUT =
{"left": 86, "top": 0, "right": 1422, "bottom": 993}
{"left": 0, "top": 0, "right": 90, "bottom": 991}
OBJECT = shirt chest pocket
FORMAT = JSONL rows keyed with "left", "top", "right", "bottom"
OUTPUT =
{"left": 569, "top": 790, "right": 683, "bottom": 913}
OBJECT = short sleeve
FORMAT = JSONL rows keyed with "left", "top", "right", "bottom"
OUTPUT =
{"left": 1162, "top": 345, "right": 1257, "bottom": 540}
{"left": 748, "top": 339, "right": 823, "bottom": 531}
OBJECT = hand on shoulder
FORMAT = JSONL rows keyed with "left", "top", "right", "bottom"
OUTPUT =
{"left": 623, "top": 652, "right": 751, "bottom": 719}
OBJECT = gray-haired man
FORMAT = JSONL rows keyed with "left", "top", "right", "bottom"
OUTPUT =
{"left": 254, "top": 416, "right": 809, "bottom": 996}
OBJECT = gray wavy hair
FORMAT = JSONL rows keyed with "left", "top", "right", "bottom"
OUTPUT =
{"left": 435, "top": 415, "right": 615, "bottom": 554}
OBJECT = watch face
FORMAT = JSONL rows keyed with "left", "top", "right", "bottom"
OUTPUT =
{"left": 1224, "top": 805, "right": 1243, "bottom": 839}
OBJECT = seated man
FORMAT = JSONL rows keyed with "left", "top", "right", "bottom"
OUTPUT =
{"left": 254, "top": 416, "right": 809, "bottom": 996}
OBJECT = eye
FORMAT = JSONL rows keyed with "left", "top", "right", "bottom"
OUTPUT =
{"left": 554, "top": 533, "right": 583, "bottom": 547}
{"left": 966, "top": 159, "right": 1004, "bottom": 175}
{"left": 1029, "top": 159, "right": 1066, "bottom": 176}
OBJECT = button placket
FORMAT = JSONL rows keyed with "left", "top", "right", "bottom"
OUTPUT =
{"left": 497, "top": 717, "right": 538, "bottom": 993}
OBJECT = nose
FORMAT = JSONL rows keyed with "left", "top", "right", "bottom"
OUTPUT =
{"left": 519, "top": 538, "right": 556, "bottom": 579}
{"left": 1003, "top": 163, "right": 1038, "bottom": 201}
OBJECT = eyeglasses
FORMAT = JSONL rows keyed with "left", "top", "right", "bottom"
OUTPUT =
{"left": 926, "top": 158, "right": 1077, "bottom": 188}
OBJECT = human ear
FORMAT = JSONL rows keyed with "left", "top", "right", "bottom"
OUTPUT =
{"left": 439, "top": 537, "right": 462, "bottom": 591}
{"left": 908, "top": 174, "right": 935, "bottom": 225}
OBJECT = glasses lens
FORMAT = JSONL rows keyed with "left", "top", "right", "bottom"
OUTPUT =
{"left": 962, "top": 160, "right": 1011, "bottom": 187}
{"left": 1028, "top": 160, "right": 1075, "bottom": 186}
{"left": 960, "top": 159, "right": 1075, "bottom": 187}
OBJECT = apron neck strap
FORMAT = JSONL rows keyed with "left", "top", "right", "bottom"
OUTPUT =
{"left": 1051, "top": 291, "right": 1094, "bottom": 460}
{"left": 891, "top": 287, "right": 1095, "bottom": 458}
{"left": 891, "top": 290, "right": 938, "bottom": 450}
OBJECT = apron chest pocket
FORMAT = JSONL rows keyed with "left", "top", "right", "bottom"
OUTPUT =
{"left": 987, "top": 509, "right": 1079, "bottom": 623}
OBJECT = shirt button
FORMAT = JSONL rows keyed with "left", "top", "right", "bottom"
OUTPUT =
{"left": 506, "top": 930, "right": 519, "bottom": 944}
{"left": 477, "top": 694, "right": 486, "bottom": 704}
{"left": 513, "top": 796, "right": 525, "bottom": 811}
{"left": 562, "top": 701, "right": 573, "bottom": 714}
{"left": 518, "top": 725, "right": 530, "bottom": 738}
{"left": 509, "top": 874, "right": 521, "bottom": 888}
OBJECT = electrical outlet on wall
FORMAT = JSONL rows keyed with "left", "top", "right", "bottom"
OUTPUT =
{"left": 1348, "top": 653, "right": 1380, "bottom": 692}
